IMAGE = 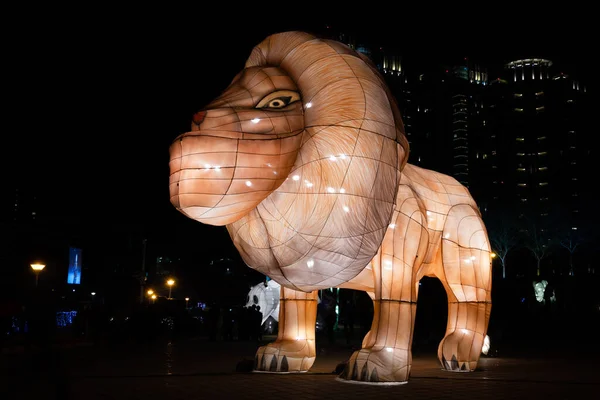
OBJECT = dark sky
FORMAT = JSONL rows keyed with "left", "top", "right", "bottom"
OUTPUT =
{"left": 5, "top": 9, "right": 594, "bottom": 239}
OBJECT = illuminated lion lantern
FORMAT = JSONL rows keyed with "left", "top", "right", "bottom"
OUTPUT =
{"left": 245, "top": 279, "right": 281, "bottom": 325}
{"left": 169, "top": 31, "right": 492, "bottom": 383}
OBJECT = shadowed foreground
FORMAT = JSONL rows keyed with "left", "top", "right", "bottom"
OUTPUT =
{"left": 2, "top": 333, "right": 598, "bottom": 400}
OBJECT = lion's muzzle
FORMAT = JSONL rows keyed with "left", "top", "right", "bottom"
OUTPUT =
{"left": 169, "top": 125, "right": 302, "bottom": 226}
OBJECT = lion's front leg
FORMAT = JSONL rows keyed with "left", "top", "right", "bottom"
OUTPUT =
{"left": 340, "top": 201, "right": 427, "bottom": 383}
{"left": 254, "top": 287, "right": 317, "bottom": 373}
{"left": 341, "top": 300, "right": 416, "bottom": 383}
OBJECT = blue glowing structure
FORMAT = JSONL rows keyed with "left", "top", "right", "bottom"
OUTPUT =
{"left": 56, "top": 311, "right": 78, "bottom": 327}
{"left": 67, "top": 247, "right": 83, "bottom": 284}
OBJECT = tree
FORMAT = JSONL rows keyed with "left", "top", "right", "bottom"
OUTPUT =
{"left": 488, "top": 225, "right": 519, "bottom": 279}
{"left": 522, "top": 223, "right": 553, "bottom": 277}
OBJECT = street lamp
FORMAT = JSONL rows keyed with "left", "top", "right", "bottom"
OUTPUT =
{"left": 151, "top": 294, "right": 157, "bottom": 303}
{"left": 147, "top": 289, "right": 154, "bottom": 296}
{"left": 167, "top": 279, "right": 175, "bottom": 299}
{"left": 185, "top": 297, "right": 190, "bottom": 308}
{"left": 30, "top": 263, "right": 46, "bottom": 287}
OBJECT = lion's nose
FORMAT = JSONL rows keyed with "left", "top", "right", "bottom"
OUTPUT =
{"left": 192, "top": 110, "right": 207, "bottom": 126}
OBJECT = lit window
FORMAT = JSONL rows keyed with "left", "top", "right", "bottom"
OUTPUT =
{"left": 517, "top": 168, "right": 526, "bottom": 171}
{"left": 537, "top": 136, "right": 546, "bottom": 140}
{"left": 516, "top": 138, "right": 525, "bottom": 142}
{"left": 567, "top": 99, "right": 574, "bottom": 103}
{"left": 514, "top": 108, "right": 524, "bottom": 112}
{"left": 516, "top": 152, "right": 525, "bottom": 156}
{"left": 539, "top": 182, "right": 548, "bottom": 186}
{"left": 538, "top": 167, "right": 548, "bottom": 171}
{"left": 517, "top": 183, "right": 527, "bottom": 187}
{"left": 572, "top": 227, "right": 578, "bottom": 230}
{"left": 514, "top": 93, "right": 523, "bottom": 97}
{"left": 538, "top": 152, "right": 547, "bottom": 156}
{"left": 536, "top": 106, "right": 545, "bottom": 111}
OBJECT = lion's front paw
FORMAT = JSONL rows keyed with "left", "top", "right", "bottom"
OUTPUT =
{"left": 338, "top": 347, "right": 410, "bottom": 383}
{"left": 254, "top": 339, "right": 316, "bottom": 373}
{"left": 438, "top": 332, "right": 481, "bottom": 372}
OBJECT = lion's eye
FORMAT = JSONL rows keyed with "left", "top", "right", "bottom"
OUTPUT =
{"left": 256, "top": 90, "right": 301, "bottom": 109}
{"left": 266, "top": 97, "right": 292, "bottom": 109}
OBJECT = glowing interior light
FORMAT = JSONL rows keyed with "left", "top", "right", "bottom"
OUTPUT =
{"left": 292, "top": 175, "right": 300, "bottom": 181}
{"left": 204, "top": 164, "right": 211, "bottom": 169}
{"left": 305, "top": 102, "right": 312, "bottom": 108}
{"left": 213, "top": 165, "right": 221, "bottom": 171}
{"left": 327, "top": 187, "right": 335, "bottom": 193}
{"left": 305, "top": 180, "right": 313, "bottom": 188}
{"left": 343, "top": 206, "right": 350, "bottom": 212}
{"left": 444, "top": 232, "right": 450, "bottom": 239}
{"left": 462, "top": 329, "right": 469, "bottom": 334}
{"left": 384, "top": 260, "right": 393, "bottom": 270}
{"left": 339, "top": 154, "right": 346, "bottom": 159}
{"left": 482, "top": 335, "right": 491, "bottom": 355}
{"left": 251, "top": 118, "right": 260, "bottom": 123}
{"left": 273, "top": 171, "right": 278, "bottom": 175}
{"left": 339, "top": 188, "right": 346, "bottom": 193}
{"left": 386, "top": 347, "right": 393, "bottom": 352}
{"left": 426, "top": 211, "right": 432, "bottom": 216}
{"left": 389, "top": 223, "right": 396, "bottom": 229}
{"left": 464, "top": 259, "right": 471, "bottom": 264}
{"left": 306, "top": 259, "right": 314, "bottom": 268}
{"left": 245, "top": 181, "right": 252, "bottom": 187}
{"left": 470, "top": 256, "right": 476, "bottom": 260}
{"left": 266, "top": 163, "right": 272, "bottom": 167}
{"left": 329, "top": 155, "right": 337, "bottom": 161}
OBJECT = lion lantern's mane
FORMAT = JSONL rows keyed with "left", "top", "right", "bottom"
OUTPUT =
{"left": 222, "top": 32, "right": 410, "bottom": 292}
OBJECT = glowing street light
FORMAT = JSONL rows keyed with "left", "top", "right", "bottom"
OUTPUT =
{"left": 185, "top": 297, "right": 190, "bottom": 308}
{"left": 30, "top": 263, "right": 45, "bottom": 287}
{"left": 167, "top": 279, "right": 175, "bottom": 299}
{"left": 491, "top": 252, "right": 497, "bottom": 259}
{"left": 151, "top": 294, "right": 157, "bottom": 303}
{"left": 147, "top": 289, "right": 154, "bottom": 296}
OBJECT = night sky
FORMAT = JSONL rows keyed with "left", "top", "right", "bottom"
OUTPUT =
{"left": 5, "top": 9, "right": 595, "bottom": 250}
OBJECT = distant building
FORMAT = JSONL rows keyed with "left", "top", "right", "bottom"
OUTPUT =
{"left": 479, "top": 58, "right": 591, "bottom": 237}
{"left": 1, "top": 187, "right": 39, "bottom": 222}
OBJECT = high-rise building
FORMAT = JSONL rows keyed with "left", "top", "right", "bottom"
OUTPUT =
{"left": 479, "top": 59, "right": 591, "bottom": 237}
{"left": 1, "top": 187, "right": 39, "bottom": 222}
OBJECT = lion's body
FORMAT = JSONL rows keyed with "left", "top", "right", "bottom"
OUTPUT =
{"left": 169, "top": 31, "right": 492, "bottom": 383}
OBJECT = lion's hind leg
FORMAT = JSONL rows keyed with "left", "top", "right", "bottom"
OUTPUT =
{"left": 437, "top": 204, "right": 492, "bottom": 372}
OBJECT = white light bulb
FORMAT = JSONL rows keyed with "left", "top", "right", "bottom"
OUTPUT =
{"left": 305, "top": 102, "right": 312, "bottom": 108}
{"left": 339, "top": 188, "right": 346, "bottom": 194}
{"left": 327, "top": 187, "right": 335, "bottom": 193}
{"left": 251, "top": 118, "right": 260, "bottom": 123}
{"left": 245, "top": 181, "right": 252, "bottom": 187}
{"left": 389, "top": 224, "right": 396, "bottom": 229}
{"left": 329, "top": 155, "right": 337, "bottom": 161}
{"left": 343, "top": 206, "right": 350, "bottom": 212}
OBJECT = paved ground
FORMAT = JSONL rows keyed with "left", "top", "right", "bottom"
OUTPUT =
{"left": 2, "top": 334, "right": 599, "bottom": 399}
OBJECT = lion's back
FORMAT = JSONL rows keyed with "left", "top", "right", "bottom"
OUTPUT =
{"left": 400, "top": 163, "right": 479, "bottom": 212}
